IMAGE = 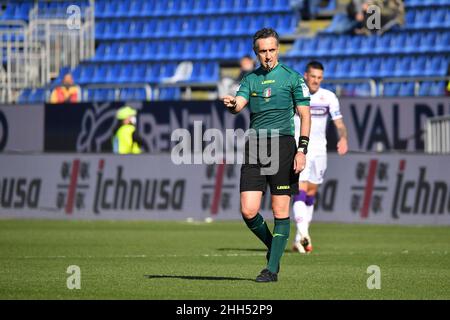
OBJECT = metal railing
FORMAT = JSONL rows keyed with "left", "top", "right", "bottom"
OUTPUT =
{"left": 323, "top": 78, "right": 378, "bottom": 97}
{"left": 425, "top": 115, "right": 450, "bottom": 154}
{"left": 380, "top": 76, "right": 450, "bottom": 97}
{"left": 0, "top": 0, "right": 95, "bottom": 103}
{"left": 28, "top": 1, "right": 95, "bottom": 79}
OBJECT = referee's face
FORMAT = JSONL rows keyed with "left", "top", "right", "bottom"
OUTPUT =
{"left": 255, "top": 37, "right": 279, "bottom": 71}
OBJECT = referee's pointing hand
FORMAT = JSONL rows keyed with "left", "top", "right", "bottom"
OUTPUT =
{"left": 223, "top": 95, "right": 236, "bottom": 109}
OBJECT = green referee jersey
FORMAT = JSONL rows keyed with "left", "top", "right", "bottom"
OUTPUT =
{"left": 236, "top": 62, "right": 310, "bottom": 136}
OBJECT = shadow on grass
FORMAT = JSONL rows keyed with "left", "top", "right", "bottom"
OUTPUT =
{"left": 217, "top": 248, "right": 290, "bottom": 253}
{"left": 144, "top": 275, "right": 254, "bottom": 282}
{"left": 217, "top": 248, "right": 267, "bottom": 252}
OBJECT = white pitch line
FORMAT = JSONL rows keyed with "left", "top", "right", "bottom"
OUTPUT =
{"left": 12, "top": 251, "right": 448, "bottom": 260}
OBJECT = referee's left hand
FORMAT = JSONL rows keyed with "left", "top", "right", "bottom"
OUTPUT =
{"left": 293, "top": 152, "right": 306, "bottom": 174}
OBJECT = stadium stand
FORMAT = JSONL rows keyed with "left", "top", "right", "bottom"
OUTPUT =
{"left": 1, "top": 0, "right": 449, "bottom": 103}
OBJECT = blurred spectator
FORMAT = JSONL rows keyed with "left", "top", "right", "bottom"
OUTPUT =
{"left": 112, "top": 106, "right": 143, "bottom": 154}
{"left": 217, "top": 55, "right": 255, "bottom": 98}
{"left": 290, "top": 0, "right": 332, "bottom": 21}
{"left": 328, "top": 0, "right": 404, "bottom": 35}
{"left": 352, "top": 0, "right": 405, "bottom": 35}
{"left": 49, "top": 73, "right": 80, "bottom": 104}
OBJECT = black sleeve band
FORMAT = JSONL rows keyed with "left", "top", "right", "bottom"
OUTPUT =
{"left": 298, "top": 136, "right": 309, "bottom": 148}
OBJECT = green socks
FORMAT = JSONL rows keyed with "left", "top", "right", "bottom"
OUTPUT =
{"left": 267, "top": 217, "right": 290, "bottom": 273}
{"left": 243, "top": 213, "right": 273, "bottom": 250}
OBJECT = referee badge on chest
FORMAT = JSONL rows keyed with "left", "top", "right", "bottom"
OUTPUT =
{"left": 263, "top": 87, "right": 272, "bottom": 100}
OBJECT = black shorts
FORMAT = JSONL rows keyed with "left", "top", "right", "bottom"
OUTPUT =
{"left": 240, "top": 135, "right": 299, "bottom": 196}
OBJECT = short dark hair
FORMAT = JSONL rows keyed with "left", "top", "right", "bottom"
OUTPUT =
{"left": 306, "top": 61, "right": 324, "bottom": 72}
{"left": 253, "top": 28, "right": 280, "bottom": 53}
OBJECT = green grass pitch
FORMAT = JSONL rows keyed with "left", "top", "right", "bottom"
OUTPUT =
{"left": 0, "top": 219, "right": 449, "bottom": 300}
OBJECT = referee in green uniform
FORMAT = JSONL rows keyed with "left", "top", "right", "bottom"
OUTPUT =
{"left": 223, "top": 28, "right": 311, "bottom": 282}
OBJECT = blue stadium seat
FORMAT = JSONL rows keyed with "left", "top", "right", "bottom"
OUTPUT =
{"left": 429, "top": 8, "right": 447, "bottom": 28}
{"left": 333, "top": 58, "right": 352, "bottom": 79}
{"left": 92, "top": 44, "right": 107, "bottom": 61}
{"left": 383, "top": 82, "right": 401, "bottom": 96}
{"left": 115, "top": 0, "right": 131, "bottom": 18}
{"left": 413, "top": 9, "right": 432, "bottom": 29}
{"left": 103, "top": 22, "right": 119, "bottom": 40}
{"left": 120, "top": 88, "right": 146, "bottom": 100}
{"left": 29, "top": 88, "right": 46, "bottom": 103}
{"left": 130, "top": 63, "right": 146, "bottom": 83}
{"left": 103, "top": 0, "right": 120, "bottom": 18}
{"left": 208, "top": 16, "right": 225, "bottom": 36}
{"left": 179, "top": 0, "right": 195, "bottom": 15}
{"left": 145, "top": 64, "right": 162, "bottom": 83}
{"left": 95, "top": 21, "right": 106, "bottom": 40}
{"left": 345, "top": 36, "right": 362, "bottom": 55}
{"left": 348, "top": 58, "right": 366, "bottom": 78}
{"left": 140, "top": 0, "right": 156, "bottom": 17}
{"left": 160, "top": 63, "right": 177, "bottom": 80}
{"left": 92, "top": 88, "right": 116, "bottom": 102}
{"left": 354, "top": 83, "right": 372, "bottom": 97}
{"left": 315, "top": 37, "right": 333, "bottom": 57}
{"left": 197, "top": 39, "right": 214, "bottom": 60}
{"left": 418, "top": 32, "right": 436, "bottom": 53}
{"left": 419, "top": 81, "right": 432, "bottom": 96}
{"left": 285, "top": 40, "right": 301, "bottom": 57}
{"left": 323, "top": 59, "right": 338, "bottom": 77}
{"left": 129, "top": 41, "right": 145, "bottom": 61}
{"left": 394, "top": 57, "right": 412, "bottom": 77}
{"left": 399, "top": 82, "right": 415, "bottom": 96}
{"left": 206, "top": 0, "right": 222, "bottom": 14}
{"left": 434, "top": 31, "right": 450, "bottom": 52}
{"left": 142, "top": 20, "right": 157, "bottom": 38}
{"left": 249, "top": 15, "right": 266, "bottom": 32}
{"left": 374, "top": 34, "right": 392, "bottom": 54}
{"left": 424, "top": 56, "right": 448, "bottom": 76}
{"left": 378, "top": 57, "right": 397, "bottom": 78}
{"left": 222, "top": 16, "right": 238, "bottom": 36}
{"left": 119, "top": 88, "right": 131, "bottom": 100}
{"left": 152, "top": 0, "right": 170, "bottom": 16}
{"left": 277, "top": 13, "right": 296, "bottom": 34}
{"left": 235, "top": 15, "right": 252, "bottom": 36}
{"left": 182, "top": 40, "right": 200, "bottom": 60}
{"left": 159, "top": 87, "right": 181, "bottom": 100}
{"left": 300, "top": 37, "right": 319, "bottom": 57}
{"left": 167, "top": 40, "right": 185, "bottom": 60}
{"left": 403, "top": 32, "right": 421, "bottom": 53}
{"left": 191, "top": 0, "right": 209, "bottom": 14}
{"left": 105, "top": 42, "right": 120, "bottom": 61}
{"left": 193, "top": 16, "right": 210, "bottom": 37}
{"left": 128, "top": 0, "right": 144, "bottom": 17}
{"left": 209, "top": 39, "right": 227, "bottom": 59}
{"left": 429, "top": 82, "right": 446, "bottom": 96}
{"left": 409, "top": 56, "right": 427, "bottom": 77}
{"left": 155, "top": 40, "right": 171, "bottom": 60}
{"left": 17, "top": 88, "right": 33, "bottom": 103}
{"left": 387, "top": 33, "right": 406, "bottom": 54}
{"left": 359, "top": 35, "right": 377, "bottom": 55}
{"left": 76, "top": 64, "right": 95, "bottom": 85}
{"left": 92, "top": 64, "right": 108, "bottom": 84}
{"left": 321, "top": 83, "right": 336, "bottom": 92}
{"left": 328, "top": 35, "right": 348, "bottom": 56}
{"left": 341, "top": 83, "right": 356, "bottom": 96}
{"left": 155, "top": 19, "right": 170, "bottom": 38}
{"left": 0, "top": 3, "right": 16, "bottom": 20}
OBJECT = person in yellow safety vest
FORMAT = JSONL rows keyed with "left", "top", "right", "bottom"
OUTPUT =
{"left": 112, "top": 106, "right": 143, "bottom": 154}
